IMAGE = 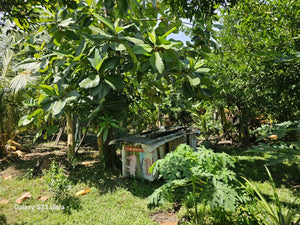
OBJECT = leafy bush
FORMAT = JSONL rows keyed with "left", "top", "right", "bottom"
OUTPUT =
{"left": 148, "top": 144, "right": 240, "bottom": 224}
{"left": 243, "top": 166, "right": 300, "bottom": 225}
{"left": 248, "top": 121, "right": 300, "bottom": 165}
{"left": 252, "top": 121, "right": 300, "bottom": 142}
{"left": 44, "top": 161, "right": 72, "bottom": 201}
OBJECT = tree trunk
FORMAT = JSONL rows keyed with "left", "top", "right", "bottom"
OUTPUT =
{"left": 66, "top": 110, "right": 75, "bottom": 160}
{"left": 219, "top": 106, "right": 228, "bottom": 135}
{"left": 97, "top": 129, "right": 104, "bottom": 159}
{"left": 7, "top": 105, "right": 13, "bottom": 137}
{"left": 239, "top": 116, "right": 250, "bottom": 146}
{"left": 0, "top": 130, "right": 3, "bottom": 158}
{"left": 97, "top": 128, "right": 121, "bottom": 169}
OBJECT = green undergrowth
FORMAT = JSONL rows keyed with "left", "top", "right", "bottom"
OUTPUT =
{"left": 0, "top": 147, "right": 299, "bottom": 225}
{"left": 0, "top": 164, "right": 162, "bottom": 225}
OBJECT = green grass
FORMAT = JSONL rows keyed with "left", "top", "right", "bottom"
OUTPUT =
{"left": 0, "top": 162, "right": 165, "bottom": 225}
{"left": 0, "top": 147, "right": 299, "bottom": 225}
{"left": 0, "top": 177, "right": 161, "bottom": 225}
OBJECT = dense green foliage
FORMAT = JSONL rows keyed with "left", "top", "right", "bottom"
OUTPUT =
{"left": 149, "top": 144, "right": 240, "bottom": 223}
{"left": 248, "top": 121, "right": 300, "bottom": 165}
{"left": 0, "top": 0, "right": 299, "bottom": 224}
{"left": 207, "top": 0, "right": 300, "bottom": 143}
{"left": 0, "top": 0, "right": 212, "bottom": 163}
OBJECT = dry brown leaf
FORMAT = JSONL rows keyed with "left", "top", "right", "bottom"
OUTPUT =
{"left": 3, "top": 175, "right": 13, "bottom": 180}
{"left": 15, "top": 150, "right": 25, "bottom": 157}
{"left": 38, "top": 195, "right": 49, "bottom": 202}
{"left": 10, "top": 146, "right": 17, "bottom": 151}
{"left": 0, "top": 198, "right": 9, "bottom": 205}
{"left": 75, "top": 189, "right": 91, "bottom": 196}
{"left": 160, "top": 222, "right": 177, "bottom": 225}
{"left": 268, "top": 134, "right": 278, "bottom": 140}
{"left": 16, "top": 192, "right": 31, "bottom": 204}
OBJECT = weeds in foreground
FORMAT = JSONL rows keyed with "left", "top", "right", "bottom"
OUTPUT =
{"left": 243, "top": 166, "right": 300, "bottom": 225}
{"left": 44, "top": 161, "right": 72, "bottom": 201}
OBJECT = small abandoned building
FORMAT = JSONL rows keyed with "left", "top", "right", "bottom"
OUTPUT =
{"left": 120, "top": 127, "right": 199, "bottom": 181}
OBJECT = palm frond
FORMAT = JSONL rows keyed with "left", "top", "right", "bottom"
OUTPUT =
{"left": 9, "top": 70, "right": 38, "bottom": 93}
{"left": 1, "top": 48, "right": 14, "bottom": 78}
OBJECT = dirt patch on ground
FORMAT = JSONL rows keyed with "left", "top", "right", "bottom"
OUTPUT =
{"left": 151, "top": 211, "right": 178, "bottom": 224}
{"left": 0, "top": 165, "right": 23, "bottom": 178}
{"left": 0, "top": 139, "right": 101, "bottom": 178}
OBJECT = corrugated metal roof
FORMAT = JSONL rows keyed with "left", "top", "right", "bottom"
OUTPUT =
{"left": 118, "top": 127, "right": 199, "bottom": 146}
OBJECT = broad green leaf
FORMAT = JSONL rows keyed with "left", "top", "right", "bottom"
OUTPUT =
{"left": 33, "top": 130, "right": 43, "bottom": 143}
{"left": 28, "top": 109, "right": 43, "bottom": 120}
{"left": 104, "top": 74, "right": 124, "bottom": 90}
{"left": 161, "top": 27, "right": 177, "bottom": 39}
{"left": 148, "top": 30, "right": 156, "bottom": 45}
{"left": 118, "top": 0, "right": 129, "bottom": 17}
{"left": 93, "top": 13, "right": 114, "bottom": 32}
{"left": 110, "top": 42, "right": 126, "bottom": 51}
{"left": 163, "top": 49, "right": 179, "bottom": 63}
{"left": 89, "top": 81, "right": 111, "bottom": 98}
{"left": 52, "top": 49, "right": 72, "bottom": 56}
{"left": 119, "top": 36, "right": 144, "bottom": 44}
{"left": 182, "top": 81, "right": 196, "bottom": 98}
{"left": 2, "top": 48, "right": 13, "bottom": 78}
{"left": 22, "top": 98, "right": 37, "bottom": 107}
{"left": 133, "top": 44, "right": 152, "bottom": 54}
{"left": 51, "top": 100, "right": 66, "bottom": 116}
{"left": 156, "top": 44, "right": 172, "bottom": 49}
{"left": 53, "top": 32, "right": 62, "bottom": 46}
{"left": 86, "top": 0, "right": 93, "bottom": 6}
{"left": 64, "top": 90, "right": 80, "bottom": 103}
{"left": 40, "top": 85, "right": 58, "bottom": 97}
{"left": 15, "top": 59, "right": 40, "bottom": 70}
{"left": 125, "top": 45, "right": 138, "bottom": 64}
{"left": 75, "top": 38, "right": 87, "bottom": 56}
{"left": 150, "top": 52, "right": 164, "bottom": 74}
{"left": 62, "top": 30, "right": 80, "bottom": 40}
{"left": 88, "top": 26, "right": 114, "bottom": 39}
{"left": 201, "top": 88, "right": 212, "bottom": 97}
{"left": 18, "top": 115, "right": 33, "bottom": 126}
{"left": 88, "top": 49, "right": 107, "bottom": 71}
{"left": 59, "top": 18, "right": 74, "bottom": 27}
{"left": 188, "top": 75, "right": 201, "bottom": 86}
{"left": 196, "top": 67, "right": 210, "bottom": 73}
{"left": 79, "top": 75, "right": 100, "bottom": 89}
{"left": 100, "top": 56, "right": 121, "bottom": 72}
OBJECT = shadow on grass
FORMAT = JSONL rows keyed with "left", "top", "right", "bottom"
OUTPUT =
{"left": 234, "top": 156, "right": 300, "bottom": 188}
{"left": 215, "top": 147, "right": 300, "bottom": 187}
{"left": 67, "top": 163, "right": 163, "bottom": 199}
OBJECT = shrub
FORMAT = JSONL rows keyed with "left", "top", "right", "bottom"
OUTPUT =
{"left": 44, "top": 161, "right": 72, "bottom": 201}
{"left": 149, "top": 144, "right": 240, "bottom": 224}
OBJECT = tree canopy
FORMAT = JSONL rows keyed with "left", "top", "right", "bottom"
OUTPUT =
{"left": 0, "top": 0, "right": 299, "bottom": 161}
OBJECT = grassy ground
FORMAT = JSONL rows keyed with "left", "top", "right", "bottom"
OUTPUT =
{"left": 0, "top": 164, "right": 166, "bottom": 225}
{"left": 0, "top": 144, "right": 299, "bottom": 225}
